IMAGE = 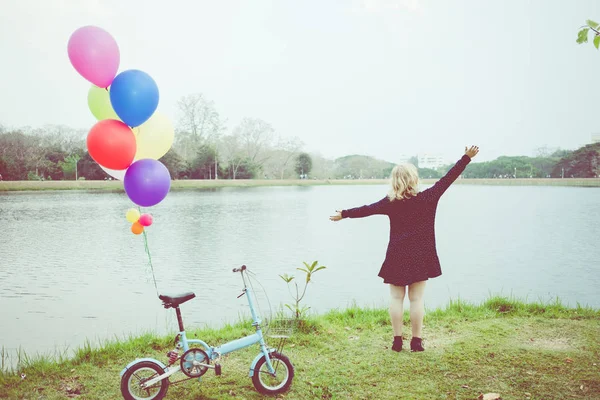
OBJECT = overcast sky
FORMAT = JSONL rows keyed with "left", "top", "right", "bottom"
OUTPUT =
{"left": 1, "top": 0, "right": 599, "bottom": 163}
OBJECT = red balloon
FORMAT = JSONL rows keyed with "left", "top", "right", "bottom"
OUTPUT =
{"left": 87, "top": 119, "right": 136, "bottom": 170}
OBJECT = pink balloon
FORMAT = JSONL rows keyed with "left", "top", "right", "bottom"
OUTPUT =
{"left": 138, "top": 214, "right": 153, "bottom": 227}
{"left": 67, "top": 26, "right": 120, "bottom": 88}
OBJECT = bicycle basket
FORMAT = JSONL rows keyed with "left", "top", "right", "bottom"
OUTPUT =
{"left": 266, "top": 318, "right": 296, "bottom": 339}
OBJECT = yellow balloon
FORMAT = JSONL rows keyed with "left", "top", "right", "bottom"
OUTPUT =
{"left": 126, "top": 208, "right": 141, "bottom": 223}
{"left": 135, "top": 111, "right": 174, "bottom": 160}
{"left": 88, "top": 85, "right": 120, "bottom": 121}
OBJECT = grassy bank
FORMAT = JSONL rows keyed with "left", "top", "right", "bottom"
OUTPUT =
{"left": 1, "top": 297, "right": 599, "bottom": 399}
{"left": 0, "top": 179, "right": 388, "bottom": 192}
{"left": 452, "top": 178, "right": 600, "bottom": 187}
{"left": 1, "top": 177, "right": 600, "bottom": 192}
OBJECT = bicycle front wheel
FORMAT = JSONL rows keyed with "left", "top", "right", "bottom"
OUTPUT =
{"left": 251, "top": 352, "right": 294, "bottom": 395}
{"left": 120, "top": 361, "right": 169, "bottom": 400}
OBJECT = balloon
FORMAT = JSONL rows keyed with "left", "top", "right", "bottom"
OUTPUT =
{"left": 138, "top": 214, "right": 153, "bottom": 227}
{"left": 126, "top": 208, "right": 141, "bottom": 223}
{"left": 100, "top": 165, "right": 127, "bottom": 181}
{"left": 98, "top": 127, "right": 140, "bottom": 180}
{"left": 67, "top": 26, "right": 120, "bottom": 88}
{"left": 87, "top": 120, "right": 136, "bottom": 170}
{"left": 110, "top": 70, "right": 159, "bottom": 127}
{"left": 124, "top": 159, "right": 171, "bottom": 207}
{"left": 131, "top": 222, "right": 144, "bottom": 235}
{"left": 88, "top": 85, "right": 120, "bottom": 121}
{"left": 135, "top": 112, "right": 174, "bottom": 160}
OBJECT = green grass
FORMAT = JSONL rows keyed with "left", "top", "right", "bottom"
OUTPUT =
{"left": 1, "top": 177, "right": 600, "bottom": 192}
{"left": 1, "top": 296, "right": 599, "bottom": 399}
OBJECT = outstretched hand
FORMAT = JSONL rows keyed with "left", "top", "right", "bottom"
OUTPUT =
{"left": 465, "top": 145, "right": 479, "bottom": 159}
{"left": 329, "top": 210, "right": 342, "bottom": 221}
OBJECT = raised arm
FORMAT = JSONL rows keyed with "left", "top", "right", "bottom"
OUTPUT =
{"left": 423, "top": 146, "right": 478, "bottom": 200}
{"left": 340, "top": 196, "right": 390, "bottom": 219}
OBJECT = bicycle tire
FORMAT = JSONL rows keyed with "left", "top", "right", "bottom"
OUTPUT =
{"left": 251, "top": 352, "right": 294, "bottom": 395}
{"left": 120, "top": 360, "right": 169, "bottom": 400}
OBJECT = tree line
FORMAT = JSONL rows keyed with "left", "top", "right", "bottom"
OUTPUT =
{"left": 0, "top": 93, "right": 317, "bottom": 181}
{"left": 1, "top": 93, "right": 599, "bottom": 180}
{"left": 329, "top": 145, "right": 599, "bottom": 180}
{"left": 459, "top": 145, "right": 599, "bottom": 179}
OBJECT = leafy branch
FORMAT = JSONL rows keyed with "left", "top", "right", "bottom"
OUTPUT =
{"left": 576, "top": 19, "right": 600, "bottom": 49}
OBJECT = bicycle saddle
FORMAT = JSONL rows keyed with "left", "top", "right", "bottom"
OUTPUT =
{"left": 159, "top": 292, "right": 196, "bottom": 308}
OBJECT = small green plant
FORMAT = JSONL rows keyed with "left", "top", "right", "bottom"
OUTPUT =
{"left": 26, "top": 172, "right": 42, "bottom": 181}
{"left": 279, "top": 260, "right": 326, "bottom": 320}
{"left": 576, "top": 19, "right": 600, "bottom": 48}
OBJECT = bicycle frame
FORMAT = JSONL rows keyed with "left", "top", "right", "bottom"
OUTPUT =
{"left": 126, "top": 268, "right": 277, "bottom": 389}
{"left": 184, "top": 279, "right": 275, "bottom": 364}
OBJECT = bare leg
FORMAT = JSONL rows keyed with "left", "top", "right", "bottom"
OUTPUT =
{"left": 408, "top": 280, "right": 427, "bottom": 338}
{"left": 389, "top": 284, "right": 406, "bottom": 337}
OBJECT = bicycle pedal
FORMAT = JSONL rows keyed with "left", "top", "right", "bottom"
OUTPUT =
{"left": 215, "top": 363, "right": 222, "bottom": 376}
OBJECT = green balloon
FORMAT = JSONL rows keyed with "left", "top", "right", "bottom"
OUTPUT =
{"left": 87, "top": 85, "right": 120, "bottom": 121}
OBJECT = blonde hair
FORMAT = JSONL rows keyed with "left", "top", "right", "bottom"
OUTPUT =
{"left": 387, "top": 163, "right": 419, "bottom": 201}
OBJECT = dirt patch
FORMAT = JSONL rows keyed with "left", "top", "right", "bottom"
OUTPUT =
{"left": 59, "top": 376, "right": 84, "bottom": 398}
{"left": 422, "top": 331, "right": 461, "bottom": 350}
{"left": 523, "top": 337, "right": 573, "bottom": 351}
{"left": 510, "top": 318, "right": 590, "bottom": 352}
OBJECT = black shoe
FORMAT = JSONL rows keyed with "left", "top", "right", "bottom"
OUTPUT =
{"left": 392, "top": 336, "right": 403, "bottom": 352}
{"left": 410, "top": 337, "right": 424, "bottom": 352}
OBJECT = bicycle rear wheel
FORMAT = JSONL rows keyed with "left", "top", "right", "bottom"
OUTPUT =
{"left": 120, "top": 361, "right": 169, "bottom": 400}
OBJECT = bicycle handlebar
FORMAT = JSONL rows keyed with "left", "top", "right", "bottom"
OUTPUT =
{"left": 232, "top": 265, "right": 247, "bottom": 273}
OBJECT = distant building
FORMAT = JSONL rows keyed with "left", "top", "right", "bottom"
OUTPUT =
{"left": 592, "top": 133, "right": 600, "bottom": 144}
{"left": 417, "top": 153, "right": 445, "bottom": 169}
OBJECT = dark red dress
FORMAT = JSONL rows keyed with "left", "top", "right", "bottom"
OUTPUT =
{"left": 341, "top": 155, "right": 471, "bottom": 286}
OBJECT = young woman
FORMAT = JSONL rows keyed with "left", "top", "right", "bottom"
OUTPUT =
{"left": 330, "top": 146, "right": 479, "bottom": 352}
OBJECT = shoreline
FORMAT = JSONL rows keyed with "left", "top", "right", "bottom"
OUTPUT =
{"left": 1, "top": 296, "right": 598, "bottom": 399}
{"left": 1, "top": 177, "right": 600, "bottom": 192}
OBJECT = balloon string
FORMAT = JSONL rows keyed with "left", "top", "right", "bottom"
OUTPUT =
{"left": 139, "top": 207, "right": 159, "bottom": 296}
{"left": 142, "top": 229, "right": 159, "bottom": 296}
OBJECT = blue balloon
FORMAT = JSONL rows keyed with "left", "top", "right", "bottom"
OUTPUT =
{"left": 110, "top": 70, "right": 159, "bottom": 127}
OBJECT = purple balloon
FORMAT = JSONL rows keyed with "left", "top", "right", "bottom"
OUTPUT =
{"left": 124, "top": 159, "right": 171, "bottom": 207}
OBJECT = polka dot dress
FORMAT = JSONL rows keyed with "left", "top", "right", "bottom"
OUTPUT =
{"left": 341, "top": 155, "right": 471, "bottom": 286}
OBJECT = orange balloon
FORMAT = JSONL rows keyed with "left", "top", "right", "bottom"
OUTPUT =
{"left": 131, "top": 222, "right": 144, "bottom": 235}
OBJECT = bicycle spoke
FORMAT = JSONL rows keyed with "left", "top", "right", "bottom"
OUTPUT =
{"left": 132, "top": 371, "right": 144, "bottom": 381}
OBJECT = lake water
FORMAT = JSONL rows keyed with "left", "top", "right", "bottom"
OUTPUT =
{"left": 1, "top": 184, "right": 599, "bottom": 366}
